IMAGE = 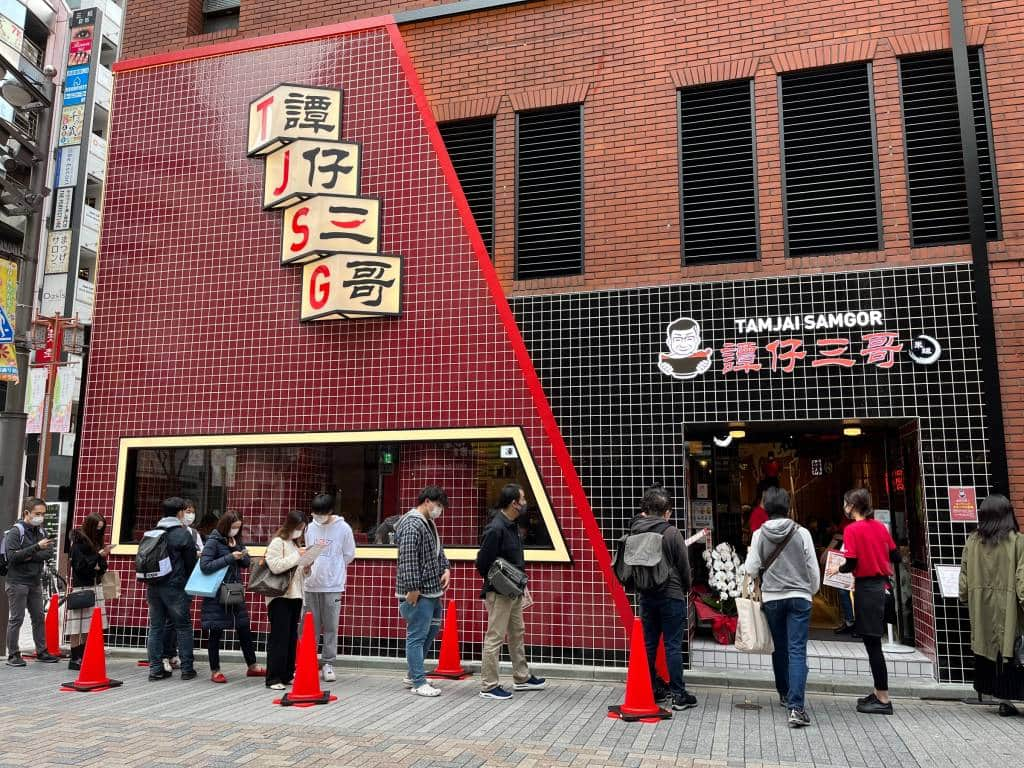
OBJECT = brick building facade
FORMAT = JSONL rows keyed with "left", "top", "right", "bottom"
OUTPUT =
{"left": 79, "top": 0, "right": 1023, "bottom": 682}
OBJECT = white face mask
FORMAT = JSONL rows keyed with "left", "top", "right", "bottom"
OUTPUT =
{"left": 313, "top": 514, "right": 330, "bottom": 524}
{"left": 229, "top": 526, "right": 241, "bottom": 537}
{"left": 291, "top": 529, "right": 304, "bottom": 540}
{"left": 182, "top": 512, "right": 196, "bottom": 526}
{"left": 428, "top": 504, "right": 443, "bottom": 520}
{"left": 30, "top": 515, "right": 45, "bottom": 527}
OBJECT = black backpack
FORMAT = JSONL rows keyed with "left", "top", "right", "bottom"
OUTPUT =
{"left": 0, "top": 523, "right": 26, "bottom": 577}
{"left": 135, "top": 528, "right": 172, "bottom": 581}
{"left": 612, "top": 521, "right": 673, "bottom": 592}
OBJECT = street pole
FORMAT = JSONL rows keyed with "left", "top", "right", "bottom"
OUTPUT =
{"left": 947, "top": 0, "right": 1010, "bottom": 496}
{"left": 0, "top": 102, "right": 53, "bottom": 658}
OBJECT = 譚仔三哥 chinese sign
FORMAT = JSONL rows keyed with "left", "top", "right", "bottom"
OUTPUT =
{"left": 247, "top": 84, "right": 402, "bottom": 321}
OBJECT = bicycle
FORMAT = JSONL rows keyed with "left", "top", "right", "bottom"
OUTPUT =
{"left": 41, "top": 555, "right": 68, "bottom": 607}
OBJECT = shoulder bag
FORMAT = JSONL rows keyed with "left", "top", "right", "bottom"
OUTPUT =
{"left": 66, "top": 587, "right": 96, "bottom": 611}
{"left": 218, "top": 582, "right": 245, "bottom": 606}
{"left": 248, "top": 558, "right": 295, "bottom": 598}
{"left": 488, "top": 557, "right": 528, "bottom": 598}
{"left": 185, "top": 561, "right": 229, "bottom": 598}
{"left": 734, "top": 526, "right": 799, "bottom": 654}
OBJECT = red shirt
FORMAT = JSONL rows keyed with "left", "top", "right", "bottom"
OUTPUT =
{"left": 748, "top": 506, "right": 769, "bottom": 534}
{"left": 842, "top": 519, "right": 896, "bottom": 578}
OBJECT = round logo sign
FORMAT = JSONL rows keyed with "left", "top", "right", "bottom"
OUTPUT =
{"left": 908, "top": 334, "right": 942, "bottom": 365}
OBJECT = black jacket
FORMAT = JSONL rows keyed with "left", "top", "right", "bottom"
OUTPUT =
{"left": 153, "top": 517, "right": 199, "bottom": 589}
{"left": 2, "top": 521, "right": 50, "bottom": 586}
{"left": 69, "top": 531, "right": 108, "bottom": 588}
{"left": 628, "top": 515, "right": 691, "bottom": 600}
{"left": 199, "top": 530, "right": 251, "bottom": 630}
{"left": 476, "top": 510, "right": 525, "bottom": 597}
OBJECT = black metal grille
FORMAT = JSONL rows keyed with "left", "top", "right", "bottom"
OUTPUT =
{"left": 515, "top": 105, "right": 583, "bottom": 279}
{"left": 439, "top": 117, "right": 495, "bottom": 257}
{"left": 678, "top": 79, "right": 758, "bottom": 263}
{"left": 780, "top": 63, "right": 880, "bottom": 257}
{"left": 899, "top": 49, "right": 1000, "bottom": 246}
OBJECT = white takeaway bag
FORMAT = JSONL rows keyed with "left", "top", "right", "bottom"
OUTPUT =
{"left": 734, "top": 575, "right": 774, "bottom": 654}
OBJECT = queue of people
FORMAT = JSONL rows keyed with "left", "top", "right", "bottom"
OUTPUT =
{"left": 6, "top": 481, "right": 1022, "bottom": 723}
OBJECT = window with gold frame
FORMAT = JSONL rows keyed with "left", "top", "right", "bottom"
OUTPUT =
{"left": 110, "top": 427, "right": 571, "bottom": 563}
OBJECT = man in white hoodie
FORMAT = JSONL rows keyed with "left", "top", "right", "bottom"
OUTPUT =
{"left": 302, "top": 493, "right": 356, "bottom": 683}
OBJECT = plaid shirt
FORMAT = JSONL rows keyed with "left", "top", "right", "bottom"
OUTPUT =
{"left": 394, "top": 511, "right": 449, "bottom": 598}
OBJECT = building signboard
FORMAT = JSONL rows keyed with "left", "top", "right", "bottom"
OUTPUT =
{"left": 249, "top": 84, "right": 402, "bottom": 322}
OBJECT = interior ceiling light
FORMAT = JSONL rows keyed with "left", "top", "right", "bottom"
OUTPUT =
{"left": 728, "top": 429, "right": 746, "bottom": 439}
{"left": 843, "top": 426, "right": 863, "bottom": 437}
{"left": 712, "top": 434, "right": 733, "bottom": 448}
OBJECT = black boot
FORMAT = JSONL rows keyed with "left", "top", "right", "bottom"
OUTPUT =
{"left": 68, "top": 644, "right": 85, "bottom": 671}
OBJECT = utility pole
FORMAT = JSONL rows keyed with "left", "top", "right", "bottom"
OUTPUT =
{"left": 0, "top": 58, "right": 55, "bottom": 657}
{"left": 947, "top": 0, "right": 1010, "bottom": 496}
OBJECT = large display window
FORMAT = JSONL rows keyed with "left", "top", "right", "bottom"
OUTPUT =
{"left": 110, "top": 427, "right": 570, "bottom": 562}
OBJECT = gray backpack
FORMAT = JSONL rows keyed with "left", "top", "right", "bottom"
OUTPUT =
{"left": 613, "top": 525, "right": 673, "bottom": 592}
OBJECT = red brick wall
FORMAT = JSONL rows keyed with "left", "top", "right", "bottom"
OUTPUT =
{"left": 120, "top": 2, "right": 1024, "bottom": 512}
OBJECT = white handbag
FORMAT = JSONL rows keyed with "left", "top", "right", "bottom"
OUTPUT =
{"left": 734, "top": 574, "right": 774, "bottom": 654}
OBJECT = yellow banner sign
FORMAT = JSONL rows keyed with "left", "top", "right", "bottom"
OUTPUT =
{"left": 281, "top": 195, "right": 381, "bottom": 265}
{"left": 301, "top": 254, "right": 402, "bottom": 321}
{"left": 262, "top": 139, "right": 361, "bottom": 209}
{"left": 247, "top": 85, "right": 343, "bottom": 157}
{"left": 1, "top": 259, "right": 18, "bottom": 383}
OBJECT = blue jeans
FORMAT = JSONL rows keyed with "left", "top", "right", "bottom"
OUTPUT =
{"left": 763, "top": 597, "right": 811, "bottom": 711}
{"left": 399, "top": 596, "right": 442, "bottom": 687}
{"left": 837, "top": 588, "right": 855, "bottom": 626}
{"left": 639, "top": 594, "right": 687, "bottom": 696}
{"left": 147, "top": 583, "right": 194, "bottom": 673}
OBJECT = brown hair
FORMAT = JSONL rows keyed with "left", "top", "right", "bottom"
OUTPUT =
{"left": 78, "top": 513, "right": 106, "bottom": 550}
{"left": 216, "top": 510, "right": 243, "bottom": 539}
{"left": 844, "top": 488, "right": 874, "bottom": 519}
{"left": 274, "top": 509, "right": 306, "bottom": 541}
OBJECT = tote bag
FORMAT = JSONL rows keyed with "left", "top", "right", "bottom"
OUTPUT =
{"left": 184, "top": 562, "right": 229, "bottom": 598}
{"left": 734, "top": 574, "right": 774, "bottom": 653}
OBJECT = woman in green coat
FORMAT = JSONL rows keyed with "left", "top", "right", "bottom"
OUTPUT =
{"left": 959, "top": 494, "right": 1024, "bottom": 716}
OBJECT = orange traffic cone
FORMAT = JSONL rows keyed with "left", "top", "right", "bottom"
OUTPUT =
{"left": 607, "top": 618, "right": 671, "bottom": 722}
{"left": 60, "top": 608, "right": 122, "bottom": 692}
{"left": 655, "top": 637, "right": 670, "bottom": 683}
{"left": 45, "top": 593, "right": 63, "bottom": 657}
{"left": 428, "top": 600, "right": 470, "bottom": 679}
{"left": 274, "top": 612, "right": 337, "bottom": 707}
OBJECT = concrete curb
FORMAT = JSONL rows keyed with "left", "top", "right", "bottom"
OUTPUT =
{"left": 108, "top": 646, "right": 973, "bottom": 700}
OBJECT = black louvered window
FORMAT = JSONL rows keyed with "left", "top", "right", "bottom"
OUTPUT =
{"left": 899, "top": 49, "right": 1000, "bottom": 246}
{"left": 515, "top": 105, "right": 583, "bottom": 279}
{"left": 439, "top": 118, "right": 495, "bottom": 257}
{"left": 780, "top": 63, "right": 881, "bottom": 257}
{"left": 679, "top": 79, "right": 758, "bottom": 263}
{"left": 202, "top": 0, "right": 240, "bottom": 33}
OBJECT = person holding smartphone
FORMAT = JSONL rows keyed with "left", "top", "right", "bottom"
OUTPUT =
{"left": 3, "top": 497, "right": 60, "bottom": 666}
{"left": 199, "top": 511, "right": 265, "bottom": 683}
{"left": 66, "top": 513, "right": 111, "bottom": 670}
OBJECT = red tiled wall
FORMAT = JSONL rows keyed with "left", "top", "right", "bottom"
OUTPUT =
{"left": 80, "top": 25, "right": 626, "bottom": 661}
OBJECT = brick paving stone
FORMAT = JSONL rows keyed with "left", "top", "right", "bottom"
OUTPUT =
{"left": 0, "top": 659, "right": 1019, "bottom": 767}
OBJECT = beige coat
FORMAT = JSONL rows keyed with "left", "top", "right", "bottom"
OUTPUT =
{"left": 264, "top": 536, "right": 305, "bottom": 604}
{"left": 959, "top": 531, "right": 1024, "bottom": 661}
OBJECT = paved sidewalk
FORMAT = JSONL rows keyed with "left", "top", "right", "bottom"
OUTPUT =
{"left": 0, "top": 658, "right": 1019, "bottom": 768}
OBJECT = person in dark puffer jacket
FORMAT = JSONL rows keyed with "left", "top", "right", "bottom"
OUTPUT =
{"left": 199, "top": 511, "right": 265, "bottom": 683}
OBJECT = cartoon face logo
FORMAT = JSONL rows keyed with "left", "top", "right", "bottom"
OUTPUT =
{"left": 658, "top": 317, "right": 713, "bottom": 380}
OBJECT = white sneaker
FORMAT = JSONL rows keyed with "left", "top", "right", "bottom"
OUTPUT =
{"left": 321, "top": 663, "right": 336, "bottom": 682}
{"left": 402, "top": 677, "right": 414, "bottom": 689}
{"left": 162, "top": 659, "right": 173, "bottom": 674}
{"left": 411, "top": 682, "right": 441, "bottom": 697}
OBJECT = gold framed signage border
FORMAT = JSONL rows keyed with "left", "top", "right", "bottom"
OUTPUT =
{"left": 109, "top": 427, "right": 572, "bottom": 563}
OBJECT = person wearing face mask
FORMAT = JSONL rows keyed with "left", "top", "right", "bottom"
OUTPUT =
{"left": 198, "top": 511, "right": 265, "bottom": 683}
{"left": 3, "top": 497, "right": 60, "bottom": 666}
{"left": 302, "top": 493, "right": 355, "bottom": 683}
{"left": 263, "top": 509, "right": 307, "bottom": 690}
{"left": 161, "top": 499, "right": 203, "bottom": 673}
{"left": 476, "top": 483, "right": 546, "bottom": 700}
{"left": 394, "top": 486, "right": 451, "bottom": 697}
{"left": 145, "top": 497, "right": 199, "bottom": 681}
{"left": 66, "top": 513, "right": 111, "bottom": 670}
